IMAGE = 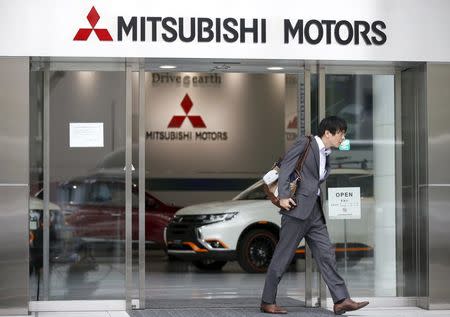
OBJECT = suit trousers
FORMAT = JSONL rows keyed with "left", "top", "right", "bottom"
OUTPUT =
{"left": 261, "top": 198, "right": 350, "bottom": 304}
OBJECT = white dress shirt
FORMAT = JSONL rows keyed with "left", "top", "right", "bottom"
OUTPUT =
{"left": 314, "top": 136, "right": 331, "bottom": 195}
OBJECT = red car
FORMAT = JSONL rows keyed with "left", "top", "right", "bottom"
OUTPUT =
{"left": 55, "top": 175, "right": 180, "bottom": 247}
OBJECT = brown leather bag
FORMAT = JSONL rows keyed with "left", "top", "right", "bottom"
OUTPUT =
{"left": 263, "top": 136, "right": 313, "bottom": 208}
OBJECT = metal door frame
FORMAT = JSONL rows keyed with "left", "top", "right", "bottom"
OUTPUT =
{"left": 312, "top": 64, "right": 403, "bottom": 307}
{"left": 32, "top": 58, "right": 411, "bottom": 313}
{"left": 135, "top": 63, "right": 401, "bottom": 309}
{"left": 135, "top": 63, "right": 312, "bottom": 309}
{"left": 32, "top": 58, "right": 135, "bottom": 311}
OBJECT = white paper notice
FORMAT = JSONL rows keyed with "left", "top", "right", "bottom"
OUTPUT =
{"left": 69, "top": 123, "right": 104, "bottom": 148}
{"left": 328, "top": 187, "right": 361, "bottom": 220}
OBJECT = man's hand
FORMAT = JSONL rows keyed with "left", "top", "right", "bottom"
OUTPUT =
{"left": 279, "top": 198, "right": 296, "bottom": 211}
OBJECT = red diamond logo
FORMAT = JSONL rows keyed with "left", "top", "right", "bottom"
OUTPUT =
{"left": 180, "top": 94, "right": 193, "bottom": 114}
{"left": 87, "top": 6, "right": 100, "bottom": 28}
{"left": 74, "top": 6, "right": 113, "bottom": 41}
{"left": 168, "top": 94, "right": 206, "bottom": 128}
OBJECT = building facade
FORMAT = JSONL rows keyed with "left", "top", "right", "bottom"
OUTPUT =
{"left": 1, "top": 0, "right": 450, "bottom": 315}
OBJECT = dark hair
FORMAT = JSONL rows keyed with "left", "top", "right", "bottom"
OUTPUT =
{"left": 318, "top": 116, "right": 347, "bottom": 137}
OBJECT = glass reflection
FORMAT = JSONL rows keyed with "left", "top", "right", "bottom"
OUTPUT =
{"left": 324, "top": 74, "right": 396, "bottom": 296}
{"left": 30, "top": 69, "right": 128, "bottom": 300}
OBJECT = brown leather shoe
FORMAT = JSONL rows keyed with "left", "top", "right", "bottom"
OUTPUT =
{"left": 260, "top": 303, "right": 288, "bottom": 314}
{"left": 333, "top": 298, "right": 369, "bottom": 315}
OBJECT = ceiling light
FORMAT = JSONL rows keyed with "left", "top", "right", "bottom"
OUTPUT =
{"left": 213, "top": 64, "right": 231, "bottom": 70}
{"left": 267, "top": 66, "right": 284, "bottom": 71}
{"left": 159, "top": 65, "right": 176, "bottom": 69}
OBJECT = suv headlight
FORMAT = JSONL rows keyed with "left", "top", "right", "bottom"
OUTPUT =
{"left": 199, "top": 212, "right": 238, "bottom": 224}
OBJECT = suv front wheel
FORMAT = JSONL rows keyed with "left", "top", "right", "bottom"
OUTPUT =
{"left": 237, "top": 229, "right": 277, "bottom": 273}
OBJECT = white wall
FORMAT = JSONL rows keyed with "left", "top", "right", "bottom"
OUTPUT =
{"left": 2, "top": 0, "right": 450, "bottom": 62}
{"left": 144, "top": 72, "right": 285, "bottom": 205}
{"left": 145, "top": 72, "right": 284, "bottom": 178}
{"left": 47, "top": 71, "right": 286, "bottom": 205}
{"left": 49, "top": 71, "right": 126, "bottom": 181}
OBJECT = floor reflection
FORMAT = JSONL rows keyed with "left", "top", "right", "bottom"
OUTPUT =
{"left": 30, "top": 247, "right": 375, "bottom": 301}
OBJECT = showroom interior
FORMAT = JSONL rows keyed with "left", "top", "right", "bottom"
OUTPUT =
{"left": 1, "top": 57, "right": 437, "bottom": 314}
{"left": 2, "top": 1, "right": 450, "bottom": 316}
{"left": 29, "top": 60, "right": 395, "bottom": 303}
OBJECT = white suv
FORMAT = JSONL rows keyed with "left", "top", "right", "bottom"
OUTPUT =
{"left": 165, "top": 169, "right": 374, "bottom": 273}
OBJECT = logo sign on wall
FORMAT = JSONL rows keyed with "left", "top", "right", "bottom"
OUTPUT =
{"left": 71, "top": 6, "right": 386, "bottom": 46}
{"left": 4, "top": 0, "right": 450, "bottom": 61}
{"left": 328, "top": 187, "right": 361, "bottom": 220}
{"left": 74, "top": 7, "right": 112, "bottom": 41}
{"left": 146, "top": 93, "right": 228, "bottom": 142}
{"left": 167, "top": 94, "right": 206, "bottom": 128}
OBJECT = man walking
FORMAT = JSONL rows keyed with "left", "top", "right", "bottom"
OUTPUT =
{"left": 260, "top": 116, "right": 369, "bottom": 315}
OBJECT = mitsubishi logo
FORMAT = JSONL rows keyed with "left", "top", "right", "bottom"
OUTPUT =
{"left": 168, "top": 94, "right": 206, "bottom": 128}
{"left": 74, "top": 6, "right": 113, "bottom": 41}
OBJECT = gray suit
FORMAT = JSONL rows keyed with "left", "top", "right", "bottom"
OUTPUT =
{"left": 261, "top": 136, "right": 350, "bottom": 304}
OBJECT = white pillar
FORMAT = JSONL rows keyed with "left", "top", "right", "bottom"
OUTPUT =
{"left": 373, "top": 75, "right": 396, "bottom": 296}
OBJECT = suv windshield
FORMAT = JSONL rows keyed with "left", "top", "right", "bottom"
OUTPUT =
{"left": 234, "top": 169, "right": 373, "bottom": 201}
{"left": 233, "top": 181, "right": 268, "bottom": 200}
{"left": 58, "top": 180, "right": 139, "bottom": 207}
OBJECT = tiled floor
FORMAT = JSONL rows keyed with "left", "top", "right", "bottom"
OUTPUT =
{"left": 24, "top": 250, "right": 450, "bottom": 317}
{"left": 30, "top": 248, "right": 378, "bottom": 300}
{"left": 6, "top": 307, "right": 449, "bottom": 317}
{"left": 342, "top": 307, "right": 450, "bottom": 317}
{"left": 2, "top": 313, "right": 128, "bottom": 317}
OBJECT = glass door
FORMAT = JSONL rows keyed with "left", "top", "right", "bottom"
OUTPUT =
{"left": 29, "top": 59, "right": 134, "bottom": 304}
{"left": 313, "top": 68, "right": 399, "bottom": 297}
{"left": 137, "top": 65, "right": 309, "bottom": 308}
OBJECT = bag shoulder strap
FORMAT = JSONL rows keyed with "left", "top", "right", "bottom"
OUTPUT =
{"left": 274, "top": 135, "right": 313, "bottom": 173}
{"left": 294, "top": 135, "right": 313, "bottom": 179}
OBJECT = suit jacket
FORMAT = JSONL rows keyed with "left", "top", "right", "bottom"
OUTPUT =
{"left": 278, "top": 135, "right": 331, "bottom": 220}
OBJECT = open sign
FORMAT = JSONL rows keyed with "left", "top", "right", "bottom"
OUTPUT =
{"left": 328, "top": 187, "right": 361, "bottom": 219}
